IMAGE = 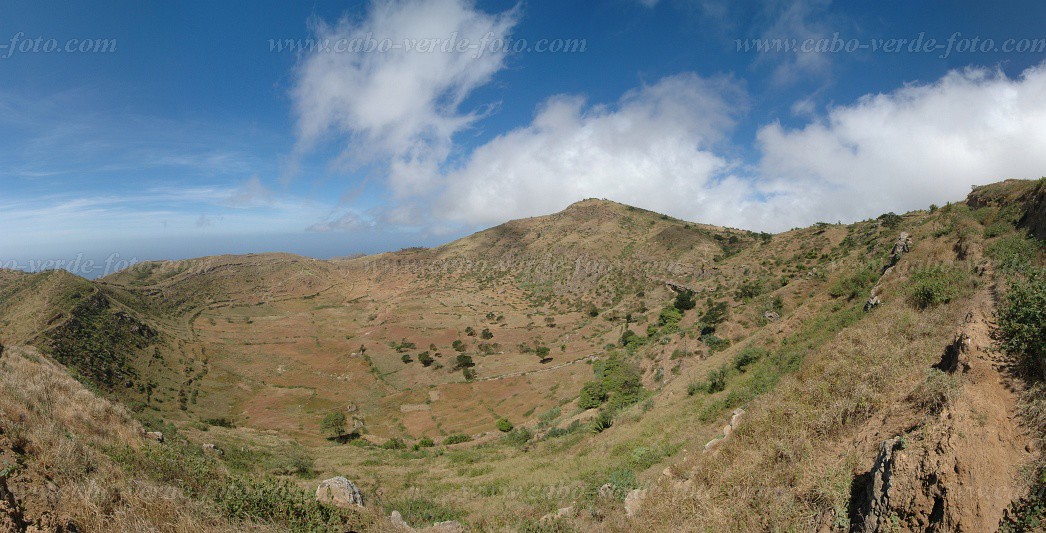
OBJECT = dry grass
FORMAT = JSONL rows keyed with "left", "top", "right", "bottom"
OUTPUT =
{"left": 0, "top": 346, "right": 251, "bottom": 532}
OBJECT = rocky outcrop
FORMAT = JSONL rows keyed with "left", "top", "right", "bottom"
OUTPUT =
{"left": 935, "top": 331, "right": 971, "bottom": 374}
{"left": 703, "top": 408, "right": 745, "bottom": 452}
{"left": 849, "top": 437, "right": 902, "bottom": 532}
{"left": 315, "top": 477, "right": 364, "bottom": 508}
{"left": 143, "top": 431, "right": 164, "bottom": 443}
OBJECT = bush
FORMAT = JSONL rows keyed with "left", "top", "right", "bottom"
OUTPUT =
{"left": 732, "top": 346, "right": 767, "bottom": 372}
{"left": 502, "top": 426, "right": 532, "bottom": 446}
{"left": 454, "top": 354, "right": 474, "bottom": 369}
{"left": 988, "top": 233, "right": 1041, "bottom": 273}
{"left": 495, "top": 418, "right": 514, "bottom": 432}
{"left": 578, "top": 381, "right": 607, "bottom": 409}
{"left": 418, "top": 352, "right": 434, "bottom": 366}
{"left": 590, "top": 411, "right": 614, "bottom": 433}
{"left": 673, "top": 289, "right": 696, "bottom": 311}
{"left": 703, "top": 334, "right": 729, "bottom": 352}
{"left": 382, "top": 438, "right": 406, "bottom": 450}
{"left": 417, "top": 437, "right": 435, "bottom": 448}
{"left": 996, "top": 270, "right": 1046, "bottom": 380}
{"left": 480, "top": 328, "right": 494, "bottom": 339}
{"left": 705, "top": 367, "right": 727, "bottom": 393}
{"left": 443, "top": 434, "right": 471, "bottom": 445}
{"left": 829, "top": 263, "right": 880, "bottom": 300}
{"left": 320, "top": 412, "right": 347, "bottom": 439}
{"left": 907, "top": 265, "right": 973, "bottom": 309}
{"left": 878, "top": 212, "right": 903, "bottom": 228}
{"left": 400, "top": 354, "right": 412, "bottom": 363}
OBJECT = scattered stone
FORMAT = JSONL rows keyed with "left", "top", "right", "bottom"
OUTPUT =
{"left": 624, "top": 489, "right": 646, "bottom": 518}
{"left": 315, "top": 477, "right": 364, "bottom": 508}
{"left": 426, "top": 520, "right": 465, "bottom": 532}
{"left": 202, "top": 443, "right": 224, "bottom": 455}
{"left": 143, "top": 431, "right": 164, "bottom": 443}
{"left": 390, "top": 510, "right": 413, "bottom": 531}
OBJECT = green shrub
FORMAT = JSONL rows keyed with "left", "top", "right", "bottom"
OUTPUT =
{"left": 828, "top": 263, "right": 879, "bottom": 300}
{"left": 495, "top": 418, "right": 514, "bottom": 432}
{"left": 705, "top": 367, "right": 727, "bottom": 393}
{"left": 906, "top": 265, "right": 973, "bottom": 309}
{"left": 703, "top": 334, "right": 729, "bottom": 352}
{"left": 382, "top": 438, "right": 407, "bottom": 450}
{"left": 578, "top": 381, "right": 607, "bottom": 409}
{"left": 878, "top": 212, "right": 903, "bottom": 228}
{"left": 502, "top": 426, "right": 532, "bottom": 446}
{"left": 590, "top": 411, "right": 614, "bottom": 433}
{"left": 216, "top": 476, "right": 354, "bottom": 532}
{"left": 443, "top": 434, "right": 471, "bottom": 445}
{"left": 996, "top": 270, "right": 1046, "bottom": 380}
{"left": 320, "top": 412, "right": 347, "bottom": 439}
{"left": 732, "top": 346, "right": 767, "bottom": 372}
{"left": 204, "top": 417, "right": 236, "bottom": 428}
{"left": 673, "top": 289, "right": 696, "bottom": 311}
{"left": 418, "top": 352, "right": 434, "bottom": 366}
{"left": 988, "top": 233, "right": 1041, "bottom": 273}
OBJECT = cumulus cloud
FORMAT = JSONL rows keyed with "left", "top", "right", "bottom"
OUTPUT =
{"left": 438, "top": 73, "right": 755, "bottom": 226}
{"left": 290, "top": 0, "right": 519, "bottom": 196}
{"left": 755, "top": 64, "right": 1046, "bottom": 229}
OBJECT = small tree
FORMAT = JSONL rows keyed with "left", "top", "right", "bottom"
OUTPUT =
{"left": 480, "top": 328, "right": 494, "bottom": 339}
{"left": 465, "top": 326, "right": 476, "bottom": 336}
{"left": 321, "top": 411, "right": 347, "bottom": 439}
{"left": 401, "top": 354, "right": 412, "bottom": 364}
{"left": 418, "top": 352, "right": 434, "bottom": 367}
{"left": 452, "top": 339, "right": 467, "bottom": 352}
{"left": 454, "top": 354, "right": 475, "bottom": 369}
{"left": 673, "top": 289, "right": 696, "bottom": 311}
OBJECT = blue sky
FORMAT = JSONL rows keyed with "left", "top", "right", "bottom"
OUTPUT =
{"left": 2, "top": 0, "right": 1045, "bottom": 276}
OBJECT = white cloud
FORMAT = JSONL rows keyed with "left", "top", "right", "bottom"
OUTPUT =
{"left": 755, "top": 64, "right": 1046, "bottom": 229}
{"left": 290, "top": 0, "right": 519, "bottom": 196}
{"left": 437, "top": 73, "right": 755, "bottom": 226}
{"left": 435, "top": 63, "right": 1046, "bottom": 233}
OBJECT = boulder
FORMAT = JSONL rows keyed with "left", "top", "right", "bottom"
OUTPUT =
{"left": 863, "top": 295, "right": 880, "bottom": 312}
{"left": 624, "top": 489, "right": 646, "bottom": 518}
{"left": 143, "top": 431, "right": 164, "bottom": 443}
{"left": 598, "top": 483, "right": 615, "bottom": 499}
{"left": 763, "top": 311, "right": 781, "bottom": 322}
{"left": 315, "top": 477, "right": 364, "bottom": 508}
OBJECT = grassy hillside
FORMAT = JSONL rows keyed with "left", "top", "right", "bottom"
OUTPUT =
{"left": 0, "top": 179, "right": 1041, "bottom": 531}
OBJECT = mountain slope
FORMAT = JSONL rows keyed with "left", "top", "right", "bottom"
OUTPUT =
{"left": 0, "top": 178, "right": 1041, "bottom": 531}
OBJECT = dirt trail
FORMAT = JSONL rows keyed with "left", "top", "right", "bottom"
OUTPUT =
{"left": 940, "top": 281, "right": 1030, "bottom": 529}
{"left": 852, "top": 278, "right": 1035, "bottom": 531}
